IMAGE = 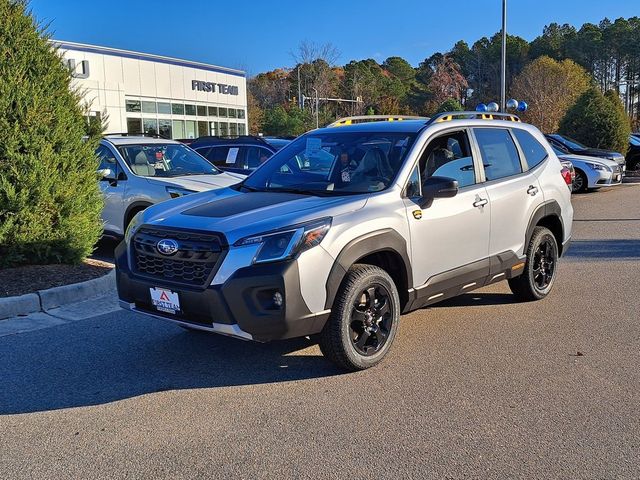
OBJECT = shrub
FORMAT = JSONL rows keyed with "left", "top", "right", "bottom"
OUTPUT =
{"left": 559, "top": 87, "right": 631, "bottom": 154}
{"left": 436, "top": 98, "right": 464, "bottom": 113}
{"left": 0, "top": 0, "right": 104, "bottom": 267}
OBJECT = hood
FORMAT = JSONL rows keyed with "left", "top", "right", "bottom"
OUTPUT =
{"left": 559, "top": 154, "right": 619, "bottom": 169}
{"left": 140, "top": 187, "right": 368, "bottom": 244}
{"left": 573, "top": 148, "right": 624, "bottom": 162}
{"left": 146, "top": 172, "right": 244, "bottom": 192}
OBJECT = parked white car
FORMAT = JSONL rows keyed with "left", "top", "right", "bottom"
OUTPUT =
{"left": 97, "top": 135, "right": 244, "bottom": 236}
{"left": 551, "top": 145, "right": 622, "bottom": 193}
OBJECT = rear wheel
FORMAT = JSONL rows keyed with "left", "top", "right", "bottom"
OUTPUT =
{"left": 573, "top": 169, "right": 588, "bottom": 193}
{"left": 509, "top": 226, "right": 559, "bottom": 301}
{"left": 319, "top": 264, "right": 400, "bottom": 371}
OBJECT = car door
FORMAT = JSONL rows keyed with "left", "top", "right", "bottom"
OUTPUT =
{"left": 403, "top": 128, "right": 491, "bottom": 298}
{"left": 97, "top": 143, "right": 127, "bottom": 235}
{"left": 473, "top": 127, "right": 544, "bottom": 263}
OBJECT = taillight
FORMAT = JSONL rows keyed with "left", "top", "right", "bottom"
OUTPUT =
{"left": 560, "top": 167, "right": 573, "bottom": 189}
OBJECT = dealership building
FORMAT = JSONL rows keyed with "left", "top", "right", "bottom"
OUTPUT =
{"left": 54, "top": 40, "right": 248, "bottom": 139}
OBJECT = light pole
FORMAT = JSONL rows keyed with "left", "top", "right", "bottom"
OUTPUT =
{"left": 312, "top": 87, "right": 319, "bottom": 128}
{"left": 500, "top": 0, "right": 507, "bottom": 112}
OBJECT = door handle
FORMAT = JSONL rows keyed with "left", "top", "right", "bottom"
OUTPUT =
{"left": 473, "top": 198, "right": 488, "bottom": 208}
{"left": 527, "top": 185, "right": 539, "bottom": 196}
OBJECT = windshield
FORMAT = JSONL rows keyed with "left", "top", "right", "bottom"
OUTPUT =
{"left": 118, "top": 143, "right": 221, "bottom": 177}
{"left": 556, "top": 135, "right": 587, "bottom": 150}
{"left": 242, "top": 131, "right": 417, "bottom": 195}
{"left": 630, "top": 135, "right": 640, "bottom": 146}
{"left": 551, "top": 144, "right": 569, "bottom": 156}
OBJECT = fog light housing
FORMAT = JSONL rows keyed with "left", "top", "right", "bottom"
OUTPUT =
{"left": 273, "top": 291, "right": 283, "bottom": 308}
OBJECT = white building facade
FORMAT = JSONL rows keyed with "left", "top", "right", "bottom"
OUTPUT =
{"left": 55, "top": 40, "right": 248, "bottom": 139}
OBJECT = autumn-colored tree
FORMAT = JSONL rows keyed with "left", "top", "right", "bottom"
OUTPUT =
{"left": 428, "top": 56, "right": 468, "bottom": 105}
{"left": 247, "top": 90, "right": 264, "bottom": 134}
{"left": 510, "top": 56, "right": 591, "bottom": 133}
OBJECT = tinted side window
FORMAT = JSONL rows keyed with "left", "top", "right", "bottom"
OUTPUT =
{"left": 512, "top": 129, "right": 548, "bottom": 169}
{"left": 204, "top": 146, "right": 231, "bottom": 166}
{"left": 474, "top": 129, "right": 522, "bottom": 181}
{"left": 96, "top": 145, "right": 118, "bottom": 172}
{"left": 246, "top": 147, "right": 273, "bottom": 169}
{"left": 419, "top": 130, "right": 476, "bottom": 188}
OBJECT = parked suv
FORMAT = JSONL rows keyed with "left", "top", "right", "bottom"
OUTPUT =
{"left": 190, "top": 136, "right": 284, "bottom": 175}
{"left": 97, "top": 135, "right": 244, "bottom": 237}
{"left": 115, "top": 113, "right": 573, "bottom": 371}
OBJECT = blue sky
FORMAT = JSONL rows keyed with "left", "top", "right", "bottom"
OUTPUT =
{"left": 31, "top": 0, "right": 639, "bottom": 76}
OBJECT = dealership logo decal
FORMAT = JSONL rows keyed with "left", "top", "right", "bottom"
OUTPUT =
{"left": 67, "top": 59, "right": 90, "bottom": 79}
{"left": 192, "top": 80, "right": 239, "bottom": 95}
{"left": 157, "top": 239, "right": 180, "bottom": 255}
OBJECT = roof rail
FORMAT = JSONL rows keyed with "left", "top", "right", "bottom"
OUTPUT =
{"left": 427, "top": 111, "right": 521, "bottom": 124}
{"left": 328, "top": 115, "right": 428, "bottom": 127}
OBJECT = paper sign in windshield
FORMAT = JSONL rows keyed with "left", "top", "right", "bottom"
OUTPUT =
{"left": 226, "top": 147, "right": 239, "bottom": 164}
{"left": 305, "top": 137, "right": 322, "bottom": 157}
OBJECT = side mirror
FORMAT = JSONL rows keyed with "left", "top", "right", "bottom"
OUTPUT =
{"left": 98, "top": 168, "right": 116, "bottom": 181}
{"left": 420, "top": 176, "right": 459, "bottom": 208}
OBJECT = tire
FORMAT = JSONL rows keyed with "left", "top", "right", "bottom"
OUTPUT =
{"left": 508, "top": 226, "right": 559, "bottom": 302}
{"left": 573, "top": 169, "right": 588, "bottom": 193}
{"left": 318, "top": 264, "right": 400, "bottom": 371}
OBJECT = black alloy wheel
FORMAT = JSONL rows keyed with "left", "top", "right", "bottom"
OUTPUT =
{"left": 532, "top": 237, "right": 556, "bottom": 291}
{"left": 349, "top": 284, "right": 393, "bottom": 356}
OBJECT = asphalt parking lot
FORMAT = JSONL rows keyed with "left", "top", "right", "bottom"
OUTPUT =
{"left": 1, "top": 185, "right": 639, "bottom": 479}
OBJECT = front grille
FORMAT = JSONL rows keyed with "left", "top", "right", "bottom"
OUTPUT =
{"left": 132, "top": 227, "right": 227, "bottom": 287}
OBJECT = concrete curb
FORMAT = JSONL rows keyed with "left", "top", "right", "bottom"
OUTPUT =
{"left": 0, "top": 269, "right": 115, "bottom": 320}
{"left": 622, "top": 176, "right": 640, "bottom": 183}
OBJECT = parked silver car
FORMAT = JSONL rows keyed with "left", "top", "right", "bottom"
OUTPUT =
{"left": 115, "top": 113, "right": 574, "bottom": 370}
{"left": 551, "top": 145, "right": 622, "bottom": 193}
{"left": 97, "top": 135, "right": 244, "bottom": 236}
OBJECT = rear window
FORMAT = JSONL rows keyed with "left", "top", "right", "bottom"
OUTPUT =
{"left": 512, "top": 129, "right": 548, "bottom": 169}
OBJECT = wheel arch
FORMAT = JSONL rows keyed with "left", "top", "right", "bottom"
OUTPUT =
{"left": 324, "top": 229, "right": 412, "bottom": 311}
{"left": 525, "top": 201, "right": 565, "bottom": 256}
{"left": 124, "top": 201, "right": 153, "bottom": 229}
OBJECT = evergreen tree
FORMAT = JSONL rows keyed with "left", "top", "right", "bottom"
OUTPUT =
{"left": 0, "top": 0, "right": 103, "bottom": 267}
{"left": 559, "top": 87, "right": 631, "bottom": 154}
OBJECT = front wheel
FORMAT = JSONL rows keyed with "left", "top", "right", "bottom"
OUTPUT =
{"left": 319, "top": 264, "right": 400, "bottom": 371}
{"left": 573, "top": 169, "right": 588, "bottom": 193}
{"left": 508, "top": 226, "right": 559, "bottom": 301}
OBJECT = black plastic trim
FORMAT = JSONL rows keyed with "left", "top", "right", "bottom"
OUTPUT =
{"left": 324, "top": 229, "right": 412, "bottom": 310}
{"left": 524, "top": 200, "right": 564, "bottom": 255}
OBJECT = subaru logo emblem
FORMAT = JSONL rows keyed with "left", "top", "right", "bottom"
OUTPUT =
{"left": 157, "top": 239, "right": 179, "bottom": 256}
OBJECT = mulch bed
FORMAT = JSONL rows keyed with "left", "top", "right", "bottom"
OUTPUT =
{"left": 0, "top": 259, "right": 113, "bottom": 298}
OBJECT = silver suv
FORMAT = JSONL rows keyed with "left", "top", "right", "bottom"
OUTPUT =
{"left": 115, "top": 113, "right": 573, "bottom": 371}
{"left": 97, "top": 135, "right": 244, "bottom": 237}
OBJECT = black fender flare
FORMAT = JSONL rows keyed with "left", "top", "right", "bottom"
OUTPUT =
{"left": 525, "top": 200, "right": 564, "bottom": 252}
{"left": 324, "top": 228, "right": 412, "bottom": 310}
{"left": 124, "top": 201, "right": 153, "bottom": 228}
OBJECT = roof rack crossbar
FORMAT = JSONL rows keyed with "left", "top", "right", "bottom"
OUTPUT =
{"left": 427, "top": 111, "right": 521, "bottom": 124}
{"left": 328, "top": 115, "right": 428, "bottom": 127}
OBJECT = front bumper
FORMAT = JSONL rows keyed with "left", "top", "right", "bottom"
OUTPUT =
{"left": 115, "top": 242, "right": 330, "bottom": 342}
{"left": 590, "top": 169, "right": 622, "bottom": 187}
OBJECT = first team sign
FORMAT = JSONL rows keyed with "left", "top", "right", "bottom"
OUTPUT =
{"left": 192, "top": 80, "right": 239, "bottom": 95}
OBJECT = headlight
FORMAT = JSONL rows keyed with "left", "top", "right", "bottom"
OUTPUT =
{"left": 166, "top": 186, "right": 196, "bottom": 198}
{"left": 124, "top": 211, "right": 144, "bottom": 245}
{"left": 235, "top": 217, "right": 332, "bottom": 264}
{"left": 586, "top": 162, "right": 607, "bottom": 171}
